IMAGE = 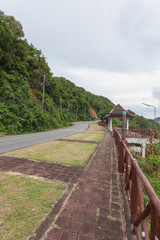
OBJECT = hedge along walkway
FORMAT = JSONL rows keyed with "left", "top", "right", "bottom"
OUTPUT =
{"left": 43, "top": 130, "right": 135, "bottom": 240}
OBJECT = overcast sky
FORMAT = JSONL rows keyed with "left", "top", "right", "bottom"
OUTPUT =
{"left": 1, "top": 0, "right": 160, "bottom": 119}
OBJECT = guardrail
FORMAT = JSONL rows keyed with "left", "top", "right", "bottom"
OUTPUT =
{"left": 114, "top": 129, "right": 160, "bottom": 240}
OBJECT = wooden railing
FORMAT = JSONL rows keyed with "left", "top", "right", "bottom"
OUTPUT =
{"left": 129, "top": 128, "right": 157, "bottom": 139}
{"left": 98, "top": 122, "right": 105, "bottom": 127}
{"left": 114, "top": 129, "right": 160, "bottom": 240}
{"left": 116, "top": 128, "right": 157, "bottom": 139}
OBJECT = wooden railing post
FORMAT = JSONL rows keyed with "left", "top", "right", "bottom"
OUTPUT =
{"left": 151, "top": 210, "right": 160, "bottom": 240}
{"left": 118, "top": 140, "right": 124, "bottom": 173}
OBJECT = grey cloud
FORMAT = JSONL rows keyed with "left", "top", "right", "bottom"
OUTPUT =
{"left": 124, "top": 103, "right": 159, "bottom": 119}
{"left": 3, "top": 0, "right": 160, "bottom": 73}
{"left": 115, "top": 0, "right": 160, "bottom": 72}
{"left": 153, "top": 88, "right": 160, "bottom": 101}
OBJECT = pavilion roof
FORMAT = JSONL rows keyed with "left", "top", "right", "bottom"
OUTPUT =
{"left": 105, "top": 104, "right": 135, "bottom": 118}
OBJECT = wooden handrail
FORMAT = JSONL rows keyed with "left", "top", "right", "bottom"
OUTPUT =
{"left": 115, "top": 127, "right": 158, "bottom": 139}
{"left": 113, "top": 129, "right": 160, "bottom": 240}
{"left": 122, "top": 141, "right": 160, "bottom": 213}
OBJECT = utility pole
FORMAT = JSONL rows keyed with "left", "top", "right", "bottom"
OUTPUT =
{"left": 76, "top": 107, "right": 78, "bottom": 121}
{"left": 66, "top": 107, "right": 74, "bottom": 122}
{"left": 84, "top": 108, "right": 86, "bottom": 120}
{"left": 42, "top": 74, "right": 45, "bottom": 113}
{"left": 60, "top": 98, "right": 63, "bottom": 115}
{"left": 37, "top": 73, "right": 50, "bottom": 113}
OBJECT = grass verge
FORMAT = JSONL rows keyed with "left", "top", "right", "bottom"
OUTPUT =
{"left": 63, "top": 132, "right": 104, "bottom": 141}
{"left": 63, "top": 122, "right": 104, "bottom": 142}
{"left": 87, "top": 122, "right": 104, "bottom": 131}
{"left": 2, "top": 141, "right": 97, "bottom": 167}
{"left": 2, "top": 122, "right": 104, "bottom": 166}
{"left": 0, "top": 172, "right": 66, "bottom": 240}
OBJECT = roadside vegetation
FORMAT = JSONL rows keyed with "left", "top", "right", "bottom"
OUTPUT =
{"left": 132, "top": 143, "right": 160, "bottom": 237}
{"left": 0, "top": 172, "right": 66, "bottom": 240}
{"left": 133, "top": 143, "right": 160, "bottom": 198}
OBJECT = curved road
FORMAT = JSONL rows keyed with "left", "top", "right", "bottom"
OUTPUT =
{"left": 0, "top": 121, "right": 91, "bottom": 154}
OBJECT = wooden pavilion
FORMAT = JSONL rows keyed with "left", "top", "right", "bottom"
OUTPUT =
{"left": 105, "top": 104, "right": 135, "bottom": 131}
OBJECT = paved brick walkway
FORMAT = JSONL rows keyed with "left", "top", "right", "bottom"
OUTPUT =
{"left": 43, "top": 130, "right": 133, "bottom": 240}
{"left": 0, "top": 156, "right": 83, "bottom": 183}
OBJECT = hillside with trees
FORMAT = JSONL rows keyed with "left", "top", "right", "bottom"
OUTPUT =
{"left": 0, "top": 11, "right": 114, "bottom": 134}
{"left": 0, "top": 11, "right": 159, "bottom": 135}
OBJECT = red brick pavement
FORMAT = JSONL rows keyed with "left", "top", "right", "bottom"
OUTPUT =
{"left": 43, "top": 130, "right": 134, "bottom": 240}
{"left": 0, "top": 156, "right": 83, "bottom": 183}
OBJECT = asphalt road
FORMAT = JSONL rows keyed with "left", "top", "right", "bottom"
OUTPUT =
{"left": 0, "top": 121, "right": 91, "bottom": 154}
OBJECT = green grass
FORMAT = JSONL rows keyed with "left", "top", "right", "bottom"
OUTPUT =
{"left": 63, "top": 132, "right": 104, "bottom": 142}
{"left": 2, "top": 141, "right": 97, "bottom": 167}
{"left": 87, "top": 122, "right": 105, "bottom": 131}
{"left": 0, "top": 172, "right": 66, "bottom": 240}
{"left": 63, "top": 122, "right": 104, "bottom": 142}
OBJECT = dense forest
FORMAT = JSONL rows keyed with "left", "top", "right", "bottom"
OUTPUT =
{"left": 0, "top": 11, "right": 159, "bottom": 135}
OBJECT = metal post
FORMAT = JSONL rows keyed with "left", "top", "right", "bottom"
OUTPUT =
{"left": 142, "top": 103, "right": 157, "bottom": 138}
{"left": 154, "top": 106, "right": 157, "bottom": 138}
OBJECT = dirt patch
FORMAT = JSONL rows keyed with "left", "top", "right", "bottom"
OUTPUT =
{"left": 89, "top": 108, "right": 98, "bottom": 120}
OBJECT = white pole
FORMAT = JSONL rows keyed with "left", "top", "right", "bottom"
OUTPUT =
{"left": 110, "top": 118, "right": 112, "bottom": 131}
{"left": 142, "top": 143, "right": 146, "bottom": 158}
{"left": 126, "top": 118, "right": 129, "bottom": 130}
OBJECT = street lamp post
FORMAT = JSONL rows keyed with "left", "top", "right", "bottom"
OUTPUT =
{"left": 142, "top": 103, "right": 157, "bottom": 138}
